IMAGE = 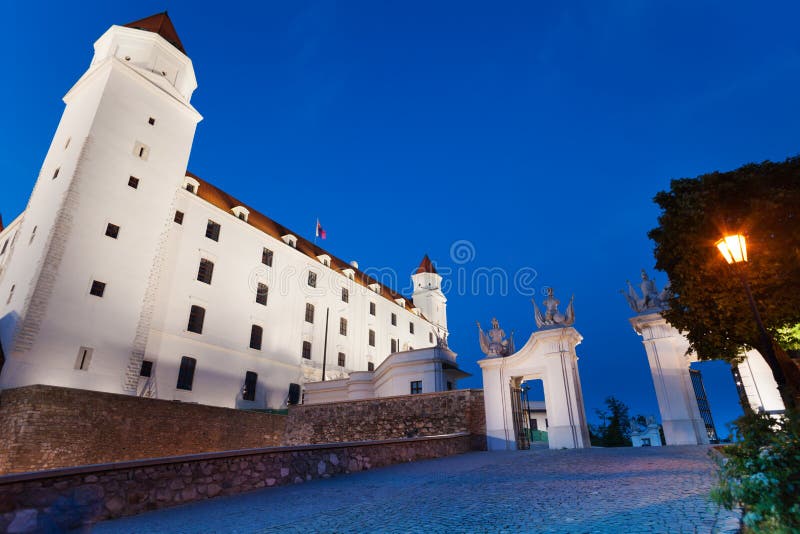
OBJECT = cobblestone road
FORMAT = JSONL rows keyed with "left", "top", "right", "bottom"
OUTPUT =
{"left": 94, "top": 445, "right": 740, "bottom": 533}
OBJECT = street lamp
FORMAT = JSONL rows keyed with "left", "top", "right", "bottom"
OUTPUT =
{"left": 715, "top": 233, "right": 790, "bottom": 407}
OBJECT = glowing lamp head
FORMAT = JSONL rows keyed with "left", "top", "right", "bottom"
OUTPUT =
{"left": 715, "top": 234, "right": 748, "bottom": 264}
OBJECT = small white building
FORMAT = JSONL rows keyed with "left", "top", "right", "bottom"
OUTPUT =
{"left": 523, "top": 400, "right": 547, "bottom": 432}
{"left": 631, "top": 418, "right": 663, "bottom": 447}
{"left": 0, "top": 13, "right": 449, "bottom": 411}
{"left": 302, "top": 345, "right": 469, "bottom": 404}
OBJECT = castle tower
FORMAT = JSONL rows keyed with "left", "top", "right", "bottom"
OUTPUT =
{"left": 0, "top": 13, "right": 202, "bottom": 394}
{"left": 411, "top": 255, "right": 448, "bottom": 341}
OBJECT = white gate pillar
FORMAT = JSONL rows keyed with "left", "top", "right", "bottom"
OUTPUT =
{"left": 630, "top": 312, "right": 709, "bottom": 445}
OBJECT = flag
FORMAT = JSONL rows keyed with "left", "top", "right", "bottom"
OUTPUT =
{"left": 316, "top": 219, "right": 327, "bottom": 240}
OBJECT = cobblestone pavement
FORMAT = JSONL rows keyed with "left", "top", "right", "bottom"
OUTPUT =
{"left": 94, "top": 445, "right": 741, "bottom": 533}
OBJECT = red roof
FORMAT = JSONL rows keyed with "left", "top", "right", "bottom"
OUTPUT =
{"left": 416, "top": 254, "right": 437, "bottom": 274}
{"left": 124, "top": 12, "right": 186, "bottom": 54}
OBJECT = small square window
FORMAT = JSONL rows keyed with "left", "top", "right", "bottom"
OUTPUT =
{"left": 75, "top": 347, "right": 93, "bottom": 371}
{"left": 250, "top": 325, "right": 263, "bottom": 350}
{"left": 206, "top": 220, "right": 221, "bottom": 241}
{"left": 409, "top": 322, "right": 415, "bottom": 334}
{"left": 339, "top": 317, "right": 347, "bottom": 336}
{"left": 391, "top": 313, "right": 397, "bottom": 326}
{"left": 243, "top": 371, "right": 257, "bottom": 401}
{"left": 391, "top": 338, "right": 398, "bottom": 353}
{"left": 411, "top": 380, "right": 422, "bottom": 395}
{"left": 429, "top": 332, "right": 434, "bottom": 343}
{"left": 338, "top": 352, "right": 346, "bottom": 367}
{"left": 256, "top": 283, "right": 268, "bottom": 306}
{"left": 105, "top": 223, "right": 120, "bottom": 239}
{"left": 176, "top": 356, "right": 196, "bottom": 390}
{"left": 187, "top": 305, "right": 205, "bottom": 334}
{"left": 307, "top": 272, "right": 317, "bottom": 288}
{"left": 128, "top": 176, "right": 140, "bottom": 189}
{"left": 174, "top": 211, "right": 184, "bottom": 224}
{"left": 64, "top": 137, "right": 71, "bottom": 150}
{"left": 369, "top": 302, "right": 376, "bottom": 316}
{"left": 368, "top": 329, "right": 375, "bottom": 347}
{"left": 140, "top": 360, "right": 153, "bottom": 377}
{"left": 148, "top": 117, "right": 156, "bottom": 125}
{"left": 52, "top": 167, "right": 60, "bottom": 179}
{"left": 197, "top": 258, "right": 214, "bottom": 285}
{"left": 302, "top": 341, "right": 312, "bottom": 360}
{"left": 262, "top": 248, "right": 273, "bottom": 267}
{"left": 305, "top": 303, "right": 315, "bottom": 323}
{"left": 185, "top": 183, "right": 196, "bottom": 194}
{"left": 367, "top": 362, "right": 375, "bottom": 372}
{"left": 89, "top": 280, "right": 106, "bottom": 297}
{"left": 341, "top": 288, "right": 349, "bottom": 303}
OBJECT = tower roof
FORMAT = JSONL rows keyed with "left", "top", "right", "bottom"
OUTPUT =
{"left": 415, "top": 255, "right": 438, "bottom": 274}
{"left": 123, "top": 12, "right": 186, "bottom": 54}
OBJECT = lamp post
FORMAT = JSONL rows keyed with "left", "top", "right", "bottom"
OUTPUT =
{"left": 715, "top": 234, "right": 794, "bottom": 409}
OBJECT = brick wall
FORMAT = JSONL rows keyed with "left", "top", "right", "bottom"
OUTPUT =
{"left": 284, "top": 389, "right": 486, "bottom": 450}
{"left": 0, "top": 385, "right": 285, "bottom": 475}
{"left": 0, "top": 433, "right": 471, "bottom": 532}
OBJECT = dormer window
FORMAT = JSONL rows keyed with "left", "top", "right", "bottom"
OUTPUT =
{"left": 395, "top": 298, "right": 406, "bottom": 308}
{"left": 317, "top": 254, "right": 331, "bottom": 267}
{"left": 368, "top": 283, "right": 381, "bottom": 294}
{"left": 282, "top": 234, "right": 297, "bottom": 248}
{"left": 411, "top": 307, "right": 421, "bottom": 316}
{"left": 231, "top": 206, "right": 249, "bottom": 222}
{"left": 342, "top": 268, "right": 355, "bottom": 280}
{"left": 183, "top": 176, "right": 200, "bottom": 195}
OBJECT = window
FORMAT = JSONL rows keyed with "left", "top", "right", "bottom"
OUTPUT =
{"left": 133, "top": 141, "right": 150, "bottom": 160}
{"left": 148, "top": 117, "right": 156, "bottom": 126}
{"left": 206, "top": 220, "right": 221, "bottom": 241}
{"left": 369, "top": 302, "right": 376, "bottom": 316}
{"left": 447, "top": 381, "right": 453, "bottom": 391}
{"left": 128, "top": 176, "right": 140, "bottom": 189}
{"left": 243, "top": 371, "right": 257, "bottom": 401}
{"left": 256, "top": 283, "right": 268, "bottom": 306}
{"left": 261, "top": 247, "right": 273, "bottom": 267}
{"left": 185, "top": 183, "right": 196, "bottom": 194}
{"left": 339, "top": 317, "right": 347, "bottom": 336}
{"left": 7, "top": 284, "right": 15, "bottom": 304}
{"left": 105, "top": 223, "right": 120, "bottom": 239}
{"left": 52, "top": 167, "right": 60, "bottom": 179}
{"left": 391, "top": 338, "right": 398, "bottom": 353}
{"left": 410, "top": 381, "right": 422, "bottom": 395}
{"left": 305, "top": 303, "right": 315, "bottom": 323}
{"left": 302, "top": 341, "right": 312, "bottom": 360}
{"left": 238, "top": 212, "right": 246, "bottom": 221}
{"left": 197, "top": 258, "right": 214, "bottom": 285}
{"left": 391, "top": 313, "right": 397, "bottom": 326}
{"left": 337, "top": 352, "right": 346, "bottom": 367}
{"left": 250, "top": 325, "right": 263, "bottom": 350}
{"left": 288, "top": 383, "right": 301, "bottom": 405}
{"left": 307, "top": 272, "right": 317, "bottom": 288}
{"left": 64, "top": 137, "right": 71, "bottom": 150}
{"left": 187, "top": 305, "right": 205, "bottom": 334}
{"left": 429, "top": 332, "right": 434, "bottom": 344}
{"left": 367, "top": 362, "right": 375, "bottom": 372}
{"left": 174, "top": 211, "right": 184, "bottom": 224}
{"left": 140, "top": 360, "right": 153, "bottom": 377}
{"left": 368, "top": 329, "right": 375, "bottom": 347}
{"left": 75, "top": 347, "right": 93, "bottom": 371}
{"left": 409, "top": 322, "right": 415, "bottom": 334}
{"left": 89, "top": 280, "right": 106, "bottom": 297}
{"left": 341, "top": 288, "right": 349, "bottom": 303}
{"left": 29, "top": 226, "right": 37, "bottom": 244}
{"left": 176, "top": 356, "right": 196, "bottom": 390}
{"left": 1, "top": 239, "right": 7, "bottom": 255}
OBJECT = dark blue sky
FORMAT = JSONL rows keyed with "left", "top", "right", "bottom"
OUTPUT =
{"left": 5, "top": 1, "right": 800, "bottom": 433}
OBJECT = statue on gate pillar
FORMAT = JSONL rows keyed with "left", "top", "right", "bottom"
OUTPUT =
{"left": 477, "top": 318, "right": 515, "bottom": 357}
{"left": 622, "top": 270, "right": 671, "bottom": 313}
{"left": 533, "top": 287, "right": 575, "bottom": 329}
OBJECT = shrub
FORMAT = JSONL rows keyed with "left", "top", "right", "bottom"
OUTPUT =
{"left": 711, "top": 410, "right": 800, "bottom": 533}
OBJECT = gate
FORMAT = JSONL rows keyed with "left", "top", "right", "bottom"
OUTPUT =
{"left": 510, "top": 384, "right": 530, "bottom": 450}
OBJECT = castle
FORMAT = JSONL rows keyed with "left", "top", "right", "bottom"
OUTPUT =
{"left": 0, "top": 13, "right": 452, "bottom": 410}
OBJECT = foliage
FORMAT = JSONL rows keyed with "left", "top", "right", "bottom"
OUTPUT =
{"left": 648, "top": 156, "right": 800, "bottom": 364}
{"left": 711, "top": 410, "right": 800, "bottom": 533}
{"left": 591, "top": 396, "right": 633, "bottom": 447}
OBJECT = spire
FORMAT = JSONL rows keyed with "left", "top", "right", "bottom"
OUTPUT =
{"left": 416, "top": 254, "right": 437, "bottom": 274}
{"left": 123, "top": 12, "right": 186, "bottom": 54}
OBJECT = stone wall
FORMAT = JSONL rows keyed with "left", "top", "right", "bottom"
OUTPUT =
{"left": 0, "top": 433, "right": 471, "bottom": 532}
{"left": 0, "top": 385, "right": 286, "bottom": 475}
{"left": 285, "top": 389, "right": 486, "bottom": 450}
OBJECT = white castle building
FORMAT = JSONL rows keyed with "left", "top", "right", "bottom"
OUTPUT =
{"left": 0, "top": 13, "right": 454, "bottom": 410}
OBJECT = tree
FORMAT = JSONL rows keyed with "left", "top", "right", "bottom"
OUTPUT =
{"left": 591, "top": 396, "right": 633, "bottom": 447}
{"left": 649, "top": 156, "right": 800, "bottom": 407}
